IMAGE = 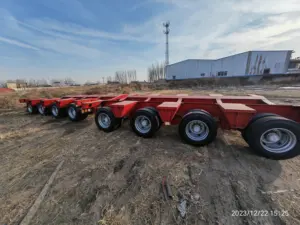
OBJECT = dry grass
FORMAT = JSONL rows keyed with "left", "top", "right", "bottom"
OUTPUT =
{"left": 84, "top": 83, "right": 145, "bottom": 95}
{"left": 1, "top": 82, "right": 300, "bottom": 110}
{"left": 0, "top": 93, "right": 21, "bottom": 109}
{"left": 0, "top": 84, "right": 149, "bottom": 109}
{"left": 98, "top": 206, "right": 130, "bottom": 225}
{"left": 0, "top": 127, "right": 42, "bottom": 140}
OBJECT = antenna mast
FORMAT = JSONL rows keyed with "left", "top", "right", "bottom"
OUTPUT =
{"left": 163, "top": 21, "right": 170, "bottom": 66}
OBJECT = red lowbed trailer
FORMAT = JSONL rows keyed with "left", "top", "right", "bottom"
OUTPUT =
{"left": 20, "top": 94, "right": 300, "bottom": 159}
{"left": 19, "top": 95, "right": 112, "bottom": 120}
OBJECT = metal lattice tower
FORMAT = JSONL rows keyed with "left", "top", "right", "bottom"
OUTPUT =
{"left": 163, "top": 21, "right": 170, "bottom": 66}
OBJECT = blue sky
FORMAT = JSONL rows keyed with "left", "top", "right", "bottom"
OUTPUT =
{"left": 0, "top": 0, "right": 299, "bottom": 83}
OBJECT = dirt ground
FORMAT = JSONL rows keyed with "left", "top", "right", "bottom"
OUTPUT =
{"left": 1, "top": 88, "right": 300, "bottom": 225}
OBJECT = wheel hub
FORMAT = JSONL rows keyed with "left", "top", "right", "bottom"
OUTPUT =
{"left": 185, "top": 120, "right": 209, "bottom": 141}
{"left": 141, "top": 119, "right": 148, "bottom": 127}
{"left": 38, "top": 105, "right": 45, "bottom": 114}
{"left": 193, "top": 125, "right": 201, "bottom": 133}
{"left": 68, "top": 108, "right": 76, "bottom": 119}
{"left": 28, "top": 105, "right": 32, "bottom": 113}
{"left": 98, "top": 113, "right": 111, "bottom": 128}
{"left": 52, "top": 106, "right": 58, "bottom": 116}
{"left": 266, "top": 133, "right": 280, "bottom": 143}
{"left": 135, "top": 115, "right": 151, "bottom": 134}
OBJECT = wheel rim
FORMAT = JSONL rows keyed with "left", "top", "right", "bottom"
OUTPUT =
{"left": 52, "top": 105, "right": 59, "bottom": 117}
{"left": 98, "top": 113, "right": 111, "bottom": 128}
{"left": 260, "top": 128, "right": 297, "bottom": 153}
{"left": 27, "top": 105, "right": 33, "bottom": 113}
{"left": 135, "top": 115, "right": 151, "bottom": 134}
{"left": 68, "top": 107, "right": 77, "bottom": 119}
{"left": 185, "top": 120, "right": 209, "bottom": 141}
{"left": 38, "top": 105, "right": 45, "bottom": 114}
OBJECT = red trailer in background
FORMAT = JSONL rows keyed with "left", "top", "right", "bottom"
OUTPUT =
{"left": 20, "top": 93, "right": 300, "bottom": 160}
{"left": 19, "top": 95, "right": 112, "bottom": 120}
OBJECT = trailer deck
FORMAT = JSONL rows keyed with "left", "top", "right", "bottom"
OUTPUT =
{"left": 79, "top": 94, "right": 300, "bottom": 128}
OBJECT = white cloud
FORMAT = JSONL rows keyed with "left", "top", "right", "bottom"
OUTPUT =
{"left": 233, "top": 0, "right": 300, "bottom": 13}
{"left": 212, "top": 12, "right": 300, "bottom": 54}
{"left": 40, "top": 0, "right": 96, "bottom": 21}
{"left": 0, "top": 11, "right": 104, "bottom": 59}
{"left": 0, "top": 36, "right": 39, "bottom": 50}
{"left": 35, "top": 38, "right": 103, "bottom": 58}
{"left": 122, "top": 0, "right": 300, "bottom": 63}
{"left": 26, "top": 18, "right": 151, "bottom": 42}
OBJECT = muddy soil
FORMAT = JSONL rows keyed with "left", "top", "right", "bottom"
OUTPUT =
{"left": 1, "top": 102, "right": 300, "bottom": 225}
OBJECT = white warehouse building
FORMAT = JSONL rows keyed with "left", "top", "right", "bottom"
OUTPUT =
{"left": 165, "top": 50, "right": 293, "bottom": 80}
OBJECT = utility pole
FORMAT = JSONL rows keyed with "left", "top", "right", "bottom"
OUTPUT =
{"left": 163, "top": 21, "right": 170, "bottom": 66}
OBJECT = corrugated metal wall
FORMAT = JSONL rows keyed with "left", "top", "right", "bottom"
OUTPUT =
{"left": 211, "top": 52, "right": 249, "bottom": 77}
{"left": 166, "top": 51, "right": 292, "bottom": 80}
{"left": 247, "top": 51, "right": 291, "bottom": 75}
{"left": 166, "top": 60, "right": 212, "bottom": 80}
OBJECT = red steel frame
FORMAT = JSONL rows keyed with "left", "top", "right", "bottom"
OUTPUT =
{"left": 79, "top": 94, "right": 300, "bottom": 130}
{"left": 20, "top": 93, "right": 300, "bottom": 130}
{"left": 19, "top": 95, "right": 87, "bottom": 106}
{"left": 19, "top": 95, "right": 115, "bottom": 109}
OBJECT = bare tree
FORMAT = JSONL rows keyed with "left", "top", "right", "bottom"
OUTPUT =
{"left": 64, "top": 77, "right": 75, "bottom": 86}
{"left": 148, "top": 62, "right": 165, "bottom": 82}
{"left": 36, "top": 79, "right": 49, "bottom": 87}
{"left": 127, "top": 70, "right": 137, "bottom": 83}
{"left": 115, "top": 71, "right": 126, "bottom": 84}
{"left": 106, "top": 76, "right": 112, "bottom": 83}
{"left": 114, "top": 70, "right": 138, "bottom": 84}
{"left": 0, "top": 81, "right": 6, "bottom": 87}
{"left": 28, "top": 79, "right": 38, "bottom": 87}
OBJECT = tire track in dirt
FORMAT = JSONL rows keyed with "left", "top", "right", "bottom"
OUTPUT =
{"left": 28, "top": 124, "right": 148, "bottom": 225}
{"left": 169, "top": 131, "right": 286, "bottom": 225}
{"left": 216, "top": 131, "right": 286, "bottom": 225}
{"left": 0, "top": 113, "right": 77, "bottom": 224}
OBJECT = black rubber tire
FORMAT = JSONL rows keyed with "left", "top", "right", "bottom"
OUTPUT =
{"left": 27, "top": 102, "right": 38, "bottom": 114}
{"left": 186, "top": 109, "right": 211, "bottom": 117}
{"left": 179, "top": 111, "right": 218, "bottom": 146}
{"left": 242, "top": 113, "right": 280, "bottom": 143}
{"left": 246, "top": 116, "right": 300, "bottom": 159}
{"left": 144, "top": 107, "right": 162, "bottom": 131}
{"left": 131, "top": 108, "right": 159, "bottom": 138}
{"left": 44, "top": 107, "right": 52, "bottom": 116}
{"left": 95, "top": 107, "right": 121, "bottom": 132}
{"left": 68, "top": 104, "right": 88, "bottom": 122}
{"left": 184, "top": 109, "right": 216, "bottom": 125}
{"left": 51, "top": 103, "right": 68, "bottom": 118}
